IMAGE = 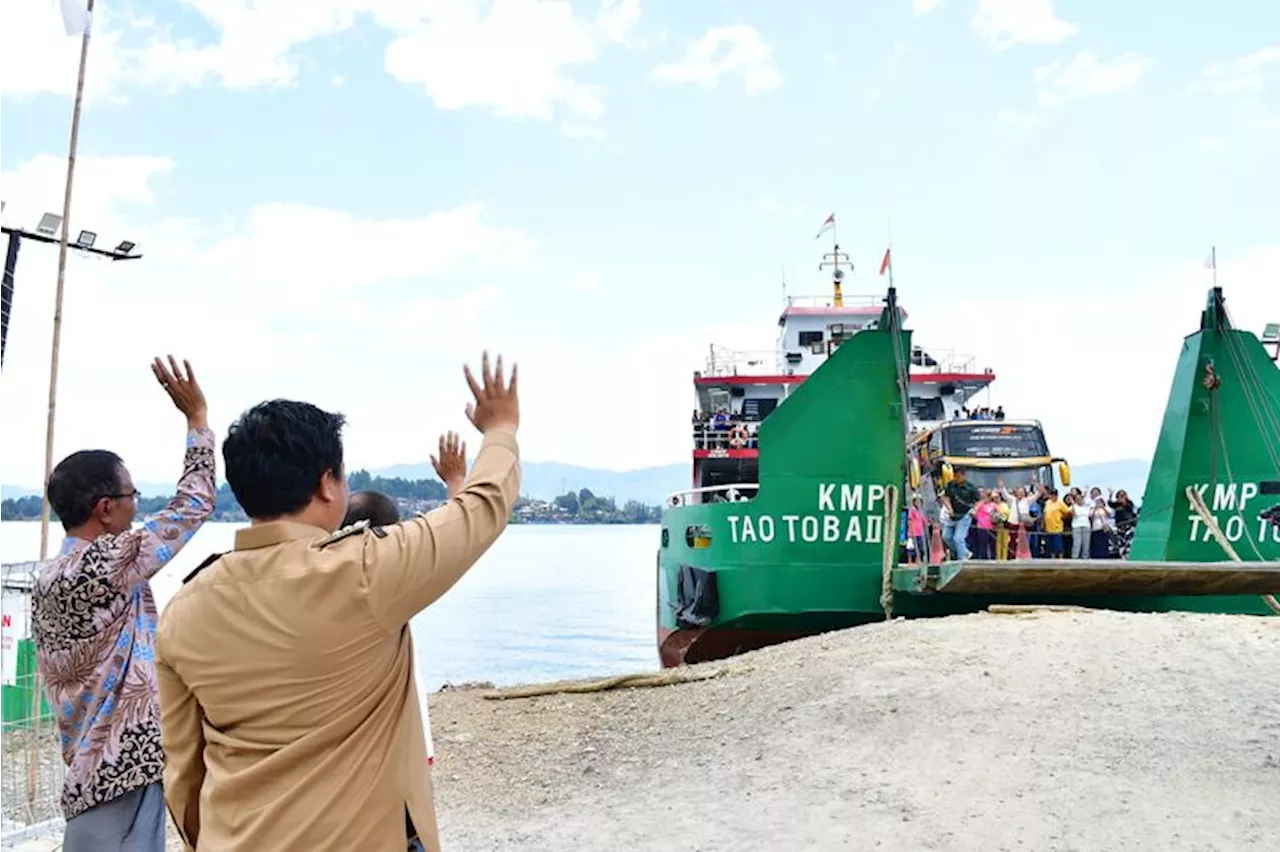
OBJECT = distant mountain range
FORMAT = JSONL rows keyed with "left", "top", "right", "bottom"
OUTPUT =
{"left": 2, "top": 458, "right": 1152, "bottom": 507}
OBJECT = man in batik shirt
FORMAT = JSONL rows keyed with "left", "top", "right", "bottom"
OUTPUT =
{"left": 31, "top": 356, "right": 216, "bottom": 852}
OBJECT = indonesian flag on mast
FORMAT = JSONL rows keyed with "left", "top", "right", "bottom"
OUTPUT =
{"left": 814, "top": 213, "right": 835, "bottom": 239}
{"left": 879, "top": 247, "right": 891, "bottom": 276}
{"left": 59, "top": 0, "right": 92, "bottom": 36}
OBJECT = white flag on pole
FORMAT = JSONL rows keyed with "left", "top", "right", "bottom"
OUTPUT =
{"left": 59, "top": 0, "right": 92, "bottom": 36}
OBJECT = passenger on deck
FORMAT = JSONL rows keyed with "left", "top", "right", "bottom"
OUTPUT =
{"left": 972, "top": 490, "right": 999, "bottom": 560}
{"left": 1068, "top": 493, "right": 1092, "bottom": 559}
{"left": 907, "top": 496, "right": 927, "bottom": 564}
{"left": 1042, "top": 489, "right": 1068, "bottom": 558}
{"left": 941, "top": 469, "right": 980, "bottom": 560}
{"left": 1089, "top": 497, "right": 1115, "bottom": 559}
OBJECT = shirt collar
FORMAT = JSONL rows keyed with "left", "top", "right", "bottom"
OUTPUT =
{"left": 234, "top": 521, "right": 330, "bottom": 551}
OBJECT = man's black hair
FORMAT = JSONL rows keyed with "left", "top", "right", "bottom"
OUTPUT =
{"left": 343, "top": 491, "right": 401, "bottom": 528}
{"left": 223, "top": 399, "right": 346, "bottom": 520}
{"left": 46, "top": 450, "right": 125, "bottom": 531}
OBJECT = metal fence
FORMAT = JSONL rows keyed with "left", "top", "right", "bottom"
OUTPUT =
{"left": 2, "top": 561, "right": 65, "bottom": 847}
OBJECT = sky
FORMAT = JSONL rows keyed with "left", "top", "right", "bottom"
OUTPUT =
{"left": 1, "top": 0, "right": 1277, "bottom": 488}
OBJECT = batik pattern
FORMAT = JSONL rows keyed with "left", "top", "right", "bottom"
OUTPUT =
{"left": 31, "top": 427, "right": 216, "bottom": 819}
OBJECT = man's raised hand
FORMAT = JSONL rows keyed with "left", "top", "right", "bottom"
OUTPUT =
{"left": 431, "top": 431, "right": 468, "bottom": 497}
{"left": 152, "top": 356, "right": 208, "bottom": 430}
{"left": 463, "top": 351, "right": 519, "bottom": 435}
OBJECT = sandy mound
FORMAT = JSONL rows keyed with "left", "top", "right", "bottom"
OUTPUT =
{"left": 429, "top": 610, "right": 1280, "bottom": 852}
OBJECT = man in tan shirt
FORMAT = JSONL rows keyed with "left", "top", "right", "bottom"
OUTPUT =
{"left": 156, "top": 353, "right": 520, "bottom": 851}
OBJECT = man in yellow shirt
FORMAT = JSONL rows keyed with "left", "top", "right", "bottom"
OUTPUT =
{"left": 1041, "top": 489, "right": 1068, "bottom": 558}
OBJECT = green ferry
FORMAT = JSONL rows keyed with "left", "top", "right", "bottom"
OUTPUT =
{"left": 657, "top": 243, "right": 1280, "bottom": 667}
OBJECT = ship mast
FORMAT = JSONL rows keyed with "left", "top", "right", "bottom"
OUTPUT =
{"left": 818, "top": 228, "right": 851, "bottom": 308}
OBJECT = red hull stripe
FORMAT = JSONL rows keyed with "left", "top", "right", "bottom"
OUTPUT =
{"left": 694, "top": 372, "right": 995, "bottom": 387}
{"left": 692, "top": 449, "right": 760, "bottom": 459}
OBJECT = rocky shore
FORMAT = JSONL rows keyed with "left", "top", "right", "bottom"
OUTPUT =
{"left": 6, "top": 609, "right": 1278, "bottom": 851}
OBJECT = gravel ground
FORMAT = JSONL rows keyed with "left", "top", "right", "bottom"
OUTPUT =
{"left": 7, "top": 610, "right": 1279, "bottom": 851}
{"left": 429, "top": 610, "right": 1280, "bottom": 852}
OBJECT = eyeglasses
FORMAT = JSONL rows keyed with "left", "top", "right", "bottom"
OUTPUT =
{"left": 101, "top": 489, "right": 141, "bottom": 501}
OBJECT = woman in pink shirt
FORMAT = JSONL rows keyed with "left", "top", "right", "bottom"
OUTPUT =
{"left": 972, "top": 490, "right": 999, "bottom": 560}
{"left": 907, "top": 496, "right": 927, "bottom": 563}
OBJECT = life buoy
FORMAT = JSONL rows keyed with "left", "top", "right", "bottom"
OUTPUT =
{"left": 729, "top": 425, "right": 749, "bottom": 448}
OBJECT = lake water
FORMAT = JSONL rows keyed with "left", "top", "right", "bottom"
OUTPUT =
{"left": 0, "top": 521, "right": 661, "bottom": 689}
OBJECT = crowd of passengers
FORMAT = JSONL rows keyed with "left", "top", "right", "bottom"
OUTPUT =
{"left": 904, "top": 471, "right": 1141, "bottom": 563}
{"left": 955, "top": 405, "right": 1004, "bottom": 420}
{"left": 692, "top": 409, "right": 760, "bottom": 449}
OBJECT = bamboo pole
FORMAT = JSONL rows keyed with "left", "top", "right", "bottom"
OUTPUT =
{"left": 31, "top": 0, "right": 97, "bottom": 813}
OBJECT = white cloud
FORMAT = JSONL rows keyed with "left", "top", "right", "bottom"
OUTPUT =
{"left": 1190, "top": 45, "right": 1280, "bottom": 95}
{"left": 0, "top": 148, "right": 763, "bottom": 485}
{"left": 1196, "top": 135, "right": 1228, "bottom": 152}
{"left": 0, "top": 1, "right": 639, "bottom": 128}
{"left": 912, "top": 0, "right": 947, "bottom": 17}
{"left": 994, "top": 49, "right": 1153, "bottom": 132}
{"left": 383, "top": 0, "right": 638, "bottom": 121}
{"left": 0, "top": 152, "right": 540, "bottom": 487}
{"left": 903, "top": 246, "right": 1280, "bottom": 469}
{"left": 1033, "top": 49, "right": 1154, "bottom": 106}
{"left": 652, "top": 24, "right": 782, "bottom": 94}
{"left": 971, "top": 0, "right": 1077, "bottom": 51}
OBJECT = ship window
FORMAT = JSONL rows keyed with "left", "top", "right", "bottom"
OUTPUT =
{"left": 798, "top": 330, "right": 823, "bottom": 347}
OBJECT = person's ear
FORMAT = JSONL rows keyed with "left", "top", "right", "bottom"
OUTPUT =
{"left": 92, "top": 497, "right": 112, "bottom": 525}
{"left": 319, "top": 470, "right": 344, "bottom": 505}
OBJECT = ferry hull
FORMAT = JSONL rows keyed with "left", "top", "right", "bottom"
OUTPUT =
{"left": 657, "top": 287, "right": 1280, "bottom": 669}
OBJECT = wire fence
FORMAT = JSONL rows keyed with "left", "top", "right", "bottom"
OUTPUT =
{"left": 2, "top": 561, "right": 66, "bottom": 848}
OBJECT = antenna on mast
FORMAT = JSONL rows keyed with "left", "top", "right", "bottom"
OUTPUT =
{"left": 818, "top": 241, "right": 852, "bottom": 308}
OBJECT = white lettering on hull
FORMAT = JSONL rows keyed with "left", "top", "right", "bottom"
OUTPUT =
{"left": 1186, "top": 482, "right": 1279, "bottom": 546}
{"left": 725, "top": 482, "right": 891, "bottom": 545}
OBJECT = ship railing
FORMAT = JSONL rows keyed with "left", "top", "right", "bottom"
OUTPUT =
{"left": 784, "top": 294, "right": 884, "bottom": 309}
{"left": 701, "top": 347, "right": 782, "bottom": 377}
{"left": 666, "top": 483, "right": 760, "bottom": 508}
{"left": 909, "top": 347, "right": 981, "bottom": 375}
{"left": 693, "top": 421, "right": 759, "bottom": 449}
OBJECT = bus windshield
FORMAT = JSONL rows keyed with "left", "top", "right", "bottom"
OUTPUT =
{"left": 942, "top": 423, "right": 1048, "bottom": 458}
{"left": 953, "top": 465, "right": 1055, "bottom": 492}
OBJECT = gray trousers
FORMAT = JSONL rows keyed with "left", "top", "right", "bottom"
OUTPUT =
{"left": 1072, "top": 528, "right": 1091, "bottom": 559}
{"left": 63, "top": 783, "right": 166, "bottom": 852}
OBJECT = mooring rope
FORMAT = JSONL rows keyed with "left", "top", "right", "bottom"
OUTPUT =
{"left": 881, "top": 483, "right": 900, "bottom": 621}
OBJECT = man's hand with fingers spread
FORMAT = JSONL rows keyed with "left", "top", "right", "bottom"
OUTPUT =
{"left": 431, "top": 432, "right": 468, "bottom": 498}
{"left": 464, "top": 351, "right": 519, "bottom": 434}
{"left": 152, "top": 355, "right": 208, "bottom": 430}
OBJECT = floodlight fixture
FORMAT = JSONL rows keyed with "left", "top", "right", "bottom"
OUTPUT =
{"left": 114, "top": 240, "right": 136, "bottom": 255}
{"left": 76, "top": 230, "right": 96, "bottom": 248}
{"left": 36, "top": 213, "right": 62, "bottom": 236}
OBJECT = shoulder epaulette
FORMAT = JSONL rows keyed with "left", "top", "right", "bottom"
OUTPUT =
{"left": 314, "top": 519, "right": 370, "bottom": 549}
{"left": 184, "top": 552, "right": 225, "bottom": 584}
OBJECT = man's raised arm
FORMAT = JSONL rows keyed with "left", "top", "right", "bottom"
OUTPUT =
{"left": 363, "top": 353, "right": 521, "bottom": 629}
{"left": 113, "top": 357, "right": 217, "bottom": 587}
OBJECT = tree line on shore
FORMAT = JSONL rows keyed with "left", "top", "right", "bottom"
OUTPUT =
{"left": 1, "top": 472, "right": 663, "bottom": 525}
